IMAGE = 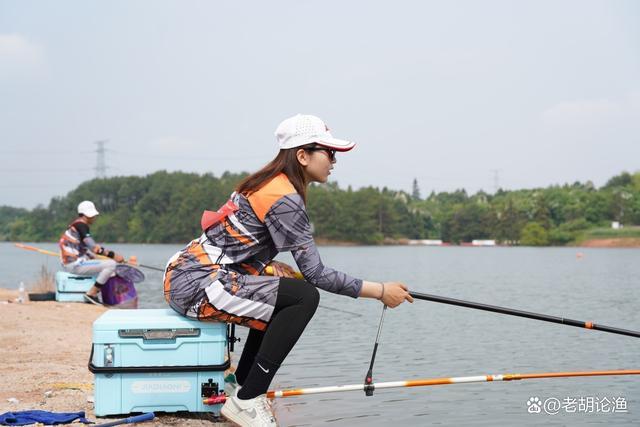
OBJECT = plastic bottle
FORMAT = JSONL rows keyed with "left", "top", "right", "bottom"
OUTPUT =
{"left": 17, "top": 282, "right": 26, "bottom": 303}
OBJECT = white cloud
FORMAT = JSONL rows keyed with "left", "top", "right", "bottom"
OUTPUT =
{"left": 0, "top": 33, "right": 44, "bottom": 66}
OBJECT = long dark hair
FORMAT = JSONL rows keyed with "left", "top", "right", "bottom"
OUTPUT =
{"left": 236, "top": 145, "right": 314, "bottom": 203}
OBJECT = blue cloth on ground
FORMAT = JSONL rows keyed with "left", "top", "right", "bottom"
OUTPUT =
{"left": 0, "top": 410, "right": 92, "bottom": 426}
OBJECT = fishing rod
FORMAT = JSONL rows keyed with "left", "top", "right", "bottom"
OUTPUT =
{"left": 14, "top": 243, "right": 163, "bottom": 272}
{"left": 364, "top": 305, "right": 387, "bottom": 396}
{"left": 264, "top": 299, "right": 640, "bottom": 400}
{"left": 120, "top": 259, "right": 163, "bottom": 272}
{"left": 267, "top": 369, "right": 640, "bottom": 398}
{"left": 15, "top": 243, "right": 148, "bottom": 283}
{"left": 262, "top": 264, "right": 640, "bottom": 337}
{"left": 409, "top": 291, "right": 640, "bottom": 338}
{"left": 16, "top": 244, "right": 362, "bottom": 316}
{"left": 264, "top": 266, "right": 640, "bottom": 333}
{"left": 249, "top": 269, "right": 639, "bottom": 401}
{"left": 355, "top": 290, "right": 639, "bottom": 397}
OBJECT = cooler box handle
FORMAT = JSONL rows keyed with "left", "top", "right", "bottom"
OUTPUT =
{"left": 118, "top": 328, "right": 201, "bottom": 340}
{"left": 87, "top": 345, "right": 230, "bottom": 373}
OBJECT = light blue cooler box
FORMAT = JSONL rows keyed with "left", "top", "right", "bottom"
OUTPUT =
{"left": 55, "top": 271, "right": 95, "bottom": 302}
{"left": 89, "top": 309, "right": 229, "bottom": 416}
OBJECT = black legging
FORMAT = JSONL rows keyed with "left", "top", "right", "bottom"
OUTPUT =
{"left": 234, "top": 277, "right": 319, "bottom": 395}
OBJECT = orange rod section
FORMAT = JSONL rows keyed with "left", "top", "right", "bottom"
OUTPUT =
{"left": 405, "top": 378, "right": 455, "bottom": 387}
{"left": 267, "top": 389, "right": 305, "bottom": 398}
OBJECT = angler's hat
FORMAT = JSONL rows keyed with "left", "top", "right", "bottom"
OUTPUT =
{"left": 78, "top": 200, "right": 99, "bottom": 217}
{"left": 275, "top": 114, "right": 356, "bottom": 151}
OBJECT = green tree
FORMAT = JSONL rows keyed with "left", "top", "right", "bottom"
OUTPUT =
{"left": 520, "top": 222, "right": 549, "bottom": 246}
{"left": 411, "top": 178, "right": 421, "bottom": 200}
{"left": 493, "top": 197, "right": 525, "bottom": 244}
{"left": 603, "top": 171, "right": 633, "bottom": 189}
{"left": 2, "top": 170, "right": 639, "bottom": 246}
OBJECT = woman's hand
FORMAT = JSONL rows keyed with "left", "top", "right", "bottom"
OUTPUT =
{"left": 380, "top": 282, "right": 413, "bottom": 308}
{"left": 359, "top": 281, "right": 413, "bottom": 307}
{"left": 114, "top": 253, "right": 125, "bottom": 263}
{"left": 267, "top": 261, "right": 300, "bottom": 278}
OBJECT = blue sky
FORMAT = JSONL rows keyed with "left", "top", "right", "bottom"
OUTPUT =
{"left": 1, "top": 0, "right": 639, "bottom": 208}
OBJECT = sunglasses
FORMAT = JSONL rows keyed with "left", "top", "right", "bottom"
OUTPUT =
{"left": 305, "top": 147, "right": 337, "bottom": 162}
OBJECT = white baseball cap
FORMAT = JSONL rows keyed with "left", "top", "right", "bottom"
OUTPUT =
{"left": 78, "top": 200, "right": 99, "bottom": 217}
{"left": 275, "top": 114, "right": 356, "bottom": 151}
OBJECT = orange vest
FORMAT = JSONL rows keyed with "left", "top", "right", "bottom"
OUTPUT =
{"left": 200, "top": 173, "right": 298, "bottom": 230}
{"left": 58, "top": 217, "right": 91, "bottom": 263}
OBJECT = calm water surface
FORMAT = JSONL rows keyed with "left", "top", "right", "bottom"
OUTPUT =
{"left": 2, "top": 242, "right": 639, "bottom": 426}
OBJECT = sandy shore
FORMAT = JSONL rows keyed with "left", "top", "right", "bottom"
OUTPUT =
{"left": 579, "top": 238, "right": 640, "bottom": 248}
{"left": 0, "top": 288, "right": 235, "bottom": 426}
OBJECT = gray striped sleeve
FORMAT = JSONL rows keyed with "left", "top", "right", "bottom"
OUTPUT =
{"left": 265, "top": 194, "right": 363, "bottom": 298}
{"left": 291, "top": 243, "right": 363, "bottom": 298}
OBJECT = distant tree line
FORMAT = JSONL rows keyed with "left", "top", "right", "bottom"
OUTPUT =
{"left": 1, "top": 170, "right": 639, "bottom": 246}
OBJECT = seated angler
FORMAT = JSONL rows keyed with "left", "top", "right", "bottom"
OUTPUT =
{"left": 164, "top": 114, "right": 413, "bottom": 427}
{"left": 58, "top": 200, "right": 125, "bottom": 305}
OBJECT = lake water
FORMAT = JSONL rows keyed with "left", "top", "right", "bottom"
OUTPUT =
{"left": 2, "top": 242, "right": 639, "bottom": 426}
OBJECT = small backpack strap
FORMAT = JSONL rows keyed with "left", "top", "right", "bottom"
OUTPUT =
{"left": 201, "top": 197, "right": 239, "bottom": 231}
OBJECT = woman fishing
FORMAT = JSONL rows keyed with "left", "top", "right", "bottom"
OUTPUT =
{"left": 163, "top": 114, "right": 413, "bottom": 427}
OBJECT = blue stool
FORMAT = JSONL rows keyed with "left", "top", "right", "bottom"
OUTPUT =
{"left": 55, "top": 271, "right": 95, "bottom": 302}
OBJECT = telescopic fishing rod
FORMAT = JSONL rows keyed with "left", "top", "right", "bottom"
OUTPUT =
{"left": 264, "top": 275, "right": 638, "bottom": 401}
{"left": 211, "top": 266, "right": 640, "bottom": 402}
{"left": 15, "top": 243, "right": 361, "bottom": 316}
{"left": 205, "top": 368, "right": 640, "bottom": 405}
{"left": 267, "top": 369, "right": 640, "bottom": 399}
{"left": 15, "top": 243, "right": 152, "bottom": 283}
{"left": 263, "top": 266, "right": 638, "bottom": 336}
{"left": 14, "top": 243, "right": 164, "bottom": 272}
{"left": 408, "top": 291, "right": 640, "bottom": 338}
{"left": 267, "top": 290, "right": 640, "bottom": 400}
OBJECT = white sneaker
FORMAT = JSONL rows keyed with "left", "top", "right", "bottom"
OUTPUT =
{"left": 221, "top": 389, "right": 277, "bottom": 427}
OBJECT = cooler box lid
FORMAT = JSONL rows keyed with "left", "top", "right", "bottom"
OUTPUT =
{"left": 91, "top": 309, "right": 228, "bottom": 368}
{"left": 93, "top": 309, "right": 226, "bottom": 335}
{"left": 56, "top": 271, "right": 94, "bottom": 293}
